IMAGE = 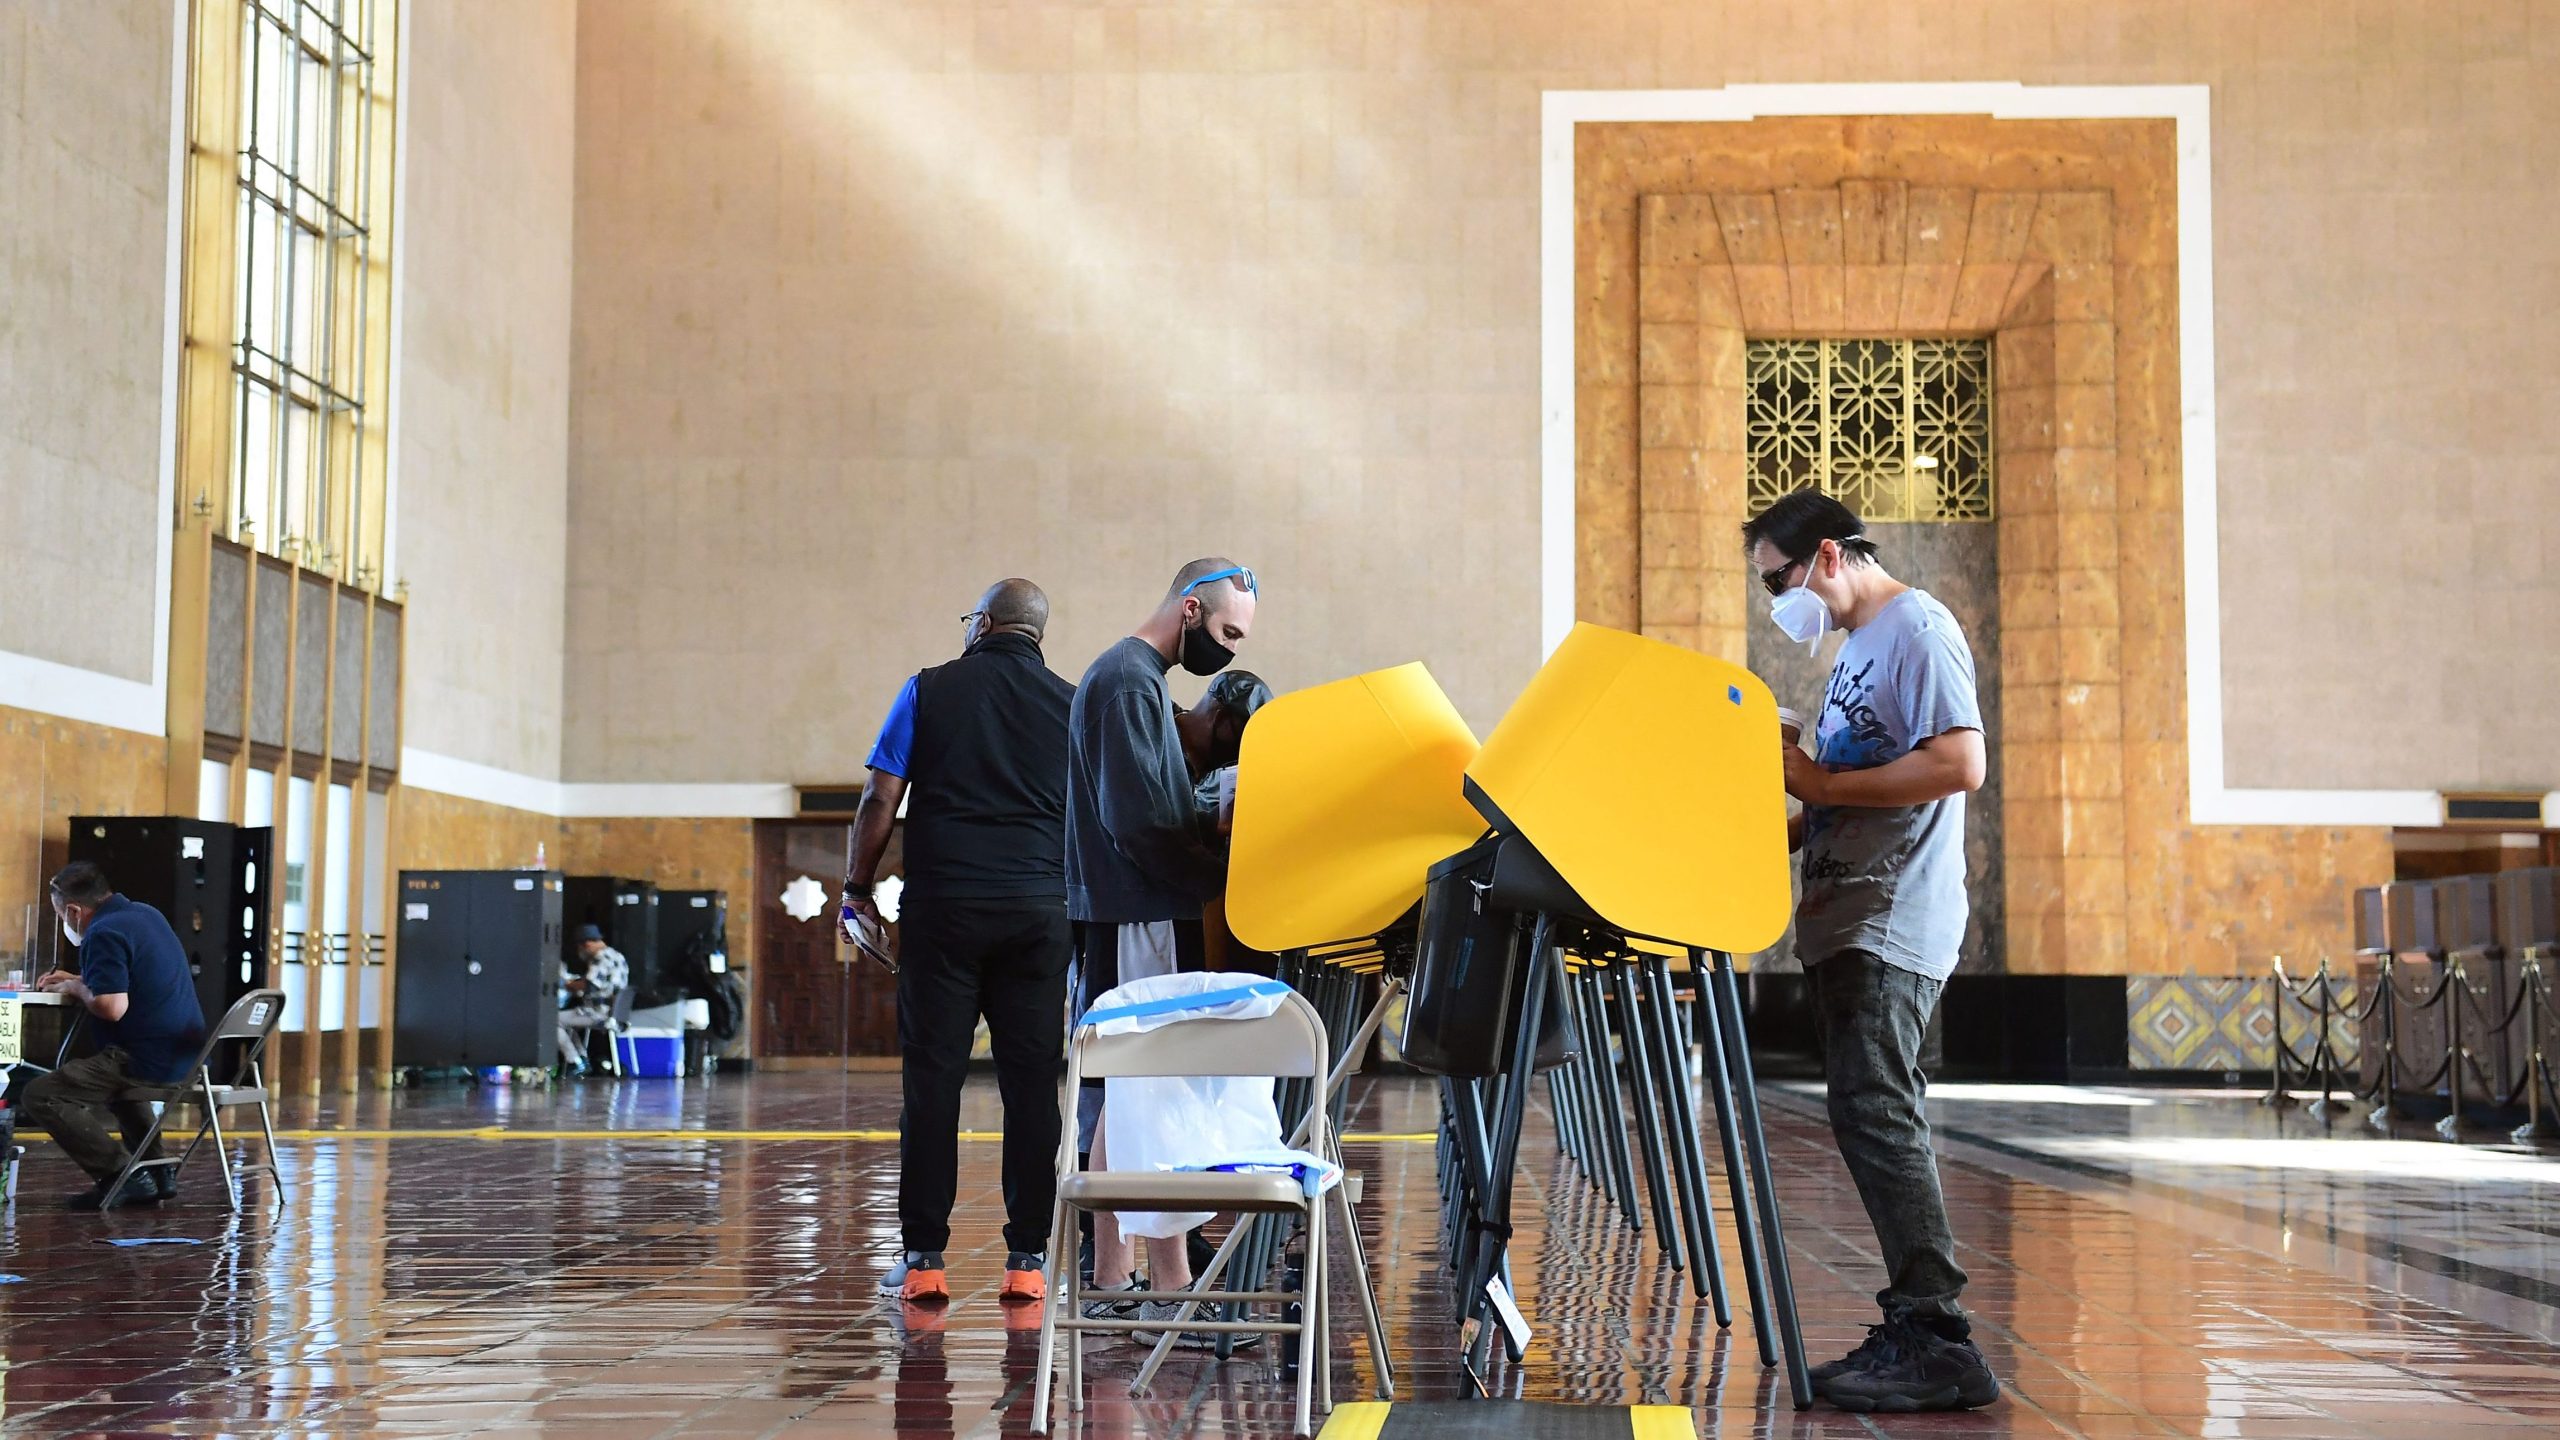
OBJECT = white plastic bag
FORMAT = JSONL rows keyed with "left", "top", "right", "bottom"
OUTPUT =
{"left": 1091, "top": 975, "right": 1293, "bottom": 1239}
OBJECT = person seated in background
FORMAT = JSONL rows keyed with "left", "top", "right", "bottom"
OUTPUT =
{"left": 556, "top": 924, "right": 628, "bottom": 1073}
{"left": 24, "top": 862, "right": 209, "bottom": 1211}
{"left": 1174, "top": 669, "right": 1272, "bottom": 837}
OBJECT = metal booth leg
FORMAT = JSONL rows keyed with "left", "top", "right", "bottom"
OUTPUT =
{"left": 1691, "top": 948, "right": 1776, "bottom": 1363}
{"left": 1462, "top": 915, "right": 1560, "bottom": 1360}
{"left": 1707, "top": 951, "right": 1812, "bottom": 1409}
{"left": 1576, "top": 968, "right": 1643, "bottom": 1230}
{"left": 1647, "top": 955, "right": 1731, "bottom": 1320}
{"left": 1609, "top": 962, "right": 1686, "bottom": 1271}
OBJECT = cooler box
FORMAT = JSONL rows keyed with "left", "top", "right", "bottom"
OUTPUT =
{"left": 614, "top": 1026, "right": 684, "bottom": 1078}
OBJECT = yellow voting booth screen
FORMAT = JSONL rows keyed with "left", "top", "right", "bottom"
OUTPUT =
{"left": 1226, "top": 663, "right": 1486, "bottom": 953}
{"left": 1467, "top": 623, "right": 1792, "bottom": 955}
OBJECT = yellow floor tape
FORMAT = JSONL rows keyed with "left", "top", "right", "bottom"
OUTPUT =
{"left": 11, "top": 1127, "right": 1440, "bottom": 1145}
{"left": 1627, "top": 1406, "right": 1699, "bottom": 1440}
{"left": 1316, "top": 1402, "right": 1695, "bottom": 1439}
{"left": 1318, "top": 1402, "right": 1392, "bottom": 1440}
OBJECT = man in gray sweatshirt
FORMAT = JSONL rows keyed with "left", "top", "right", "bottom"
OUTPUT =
{"left": 1065, "top": 556, "right": 1260, "bottom": 1347}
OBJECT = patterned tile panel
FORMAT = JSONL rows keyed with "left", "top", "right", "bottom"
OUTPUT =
{"left": 2126, "top": 974, "right": 2360, "bottom": 1071}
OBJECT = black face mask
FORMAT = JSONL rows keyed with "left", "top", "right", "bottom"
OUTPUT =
{"left": 1179, "top": 615, "right": 1234, "bottom": 676}
{"left": 1208, "top": 718, "right": 1243, "bottom": 772}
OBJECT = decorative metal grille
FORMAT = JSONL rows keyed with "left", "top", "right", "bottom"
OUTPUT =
{"left": 1745, "top": 338, "right": 1995, "bottom": 522}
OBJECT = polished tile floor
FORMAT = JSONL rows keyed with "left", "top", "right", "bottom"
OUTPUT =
{"left": 0, "top": 1070, "right": 2554, "bottom": 1438}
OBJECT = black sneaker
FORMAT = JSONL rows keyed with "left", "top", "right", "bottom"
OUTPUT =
{"left": 1809, "top": 1322, "right": 1898, "bottom": 1386}
{"left": 63, "top": 1179, "right": 157, "bottom": 1212}
{"left": 1818, "top": 1317, "right": 1999, "bottom": 1413}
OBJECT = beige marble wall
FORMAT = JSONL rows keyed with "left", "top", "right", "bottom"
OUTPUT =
{"left": 390, "top": 0, "right": 580, "bottom": 780}
{"left": 0, "top": 0, "right": 175, "bottom": 685}
{"left": 0, "top": 704, "right": 168, "bottom": 969}
{"left": 558, "top": 1, "right": 2560, "bottom": 795}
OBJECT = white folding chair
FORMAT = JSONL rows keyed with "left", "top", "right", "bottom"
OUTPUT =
{"left": 1032, "top": 987, "right": 1336, "bottom": 1437}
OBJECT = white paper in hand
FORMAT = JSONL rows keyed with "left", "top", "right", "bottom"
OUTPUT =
{"left": 843, "top": 905, "right": 896, "bottom": 973}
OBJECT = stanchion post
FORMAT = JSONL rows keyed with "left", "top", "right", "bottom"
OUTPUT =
{"left": 2366, "top": 954, "right": 2390, "bottom": 1126}
{"left": 2517, "top": 952, "right": 2550, "bottom": 1145}
{"left": 2438, "top": 952, "right": 2466, "bottom": 1140}
{"left": 2263, "top": 956, "right": 2295, "bottom": 1110}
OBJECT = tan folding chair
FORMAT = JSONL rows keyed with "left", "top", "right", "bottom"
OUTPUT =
{"left": 101, "top": 989, "right": 288, "bottom": 1213}
{"left": 1032, "top": 986, "right": 1336, "bottom": 1437}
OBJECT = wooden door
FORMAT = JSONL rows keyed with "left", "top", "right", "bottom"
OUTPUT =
{"left": 752, "top": 820, "right": 899, "bottom": 1058}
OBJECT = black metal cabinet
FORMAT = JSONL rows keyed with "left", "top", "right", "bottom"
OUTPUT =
{"left": 396, "top": 870, "right": 562, "bottom": 1070}
{"left": 68, "top": 816, "right": 270, "bottom": 1031}
{"left": 655, "top": 889, "right": 727, "bottom": 999}
{"left": 561, "top": 875, "right": 660, "bottom": 999}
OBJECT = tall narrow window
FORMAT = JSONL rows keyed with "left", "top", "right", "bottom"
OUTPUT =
{"left": 225, "top": 0, "right": 397, "bottom": 589}
{"left": 1745, "top": 339, "right": 1995, "bottom": 523}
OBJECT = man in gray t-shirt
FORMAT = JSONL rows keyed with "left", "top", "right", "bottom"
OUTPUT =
{"left": 1797, "top": 587, "right": 1982, "bottom": 979}
{"left": 1744, "top": 491, "right": 1996, "bottom": 1414}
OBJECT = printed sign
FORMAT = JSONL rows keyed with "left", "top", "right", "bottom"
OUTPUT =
{"left": 0, "top": 1001, "right": 21, "bottom": 1067}
{"left": 1484, "top": 1276, "right": 1531, "bottom": 1360}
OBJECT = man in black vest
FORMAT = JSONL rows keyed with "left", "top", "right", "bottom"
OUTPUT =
{"left": 843, "top": 578, "right": 1075, "bottom": 1309}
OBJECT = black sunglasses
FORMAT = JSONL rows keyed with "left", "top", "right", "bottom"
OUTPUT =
{"left": 1760, "top": 555, "right": 1810, "bottom": 597}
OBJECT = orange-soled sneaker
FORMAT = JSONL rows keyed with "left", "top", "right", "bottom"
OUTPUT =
{"left": 1001, "top": 1252, "right": 1047, "bottom": 1304}
{"left": 881, "top": 1251, "right": 949, "bottom": 1304}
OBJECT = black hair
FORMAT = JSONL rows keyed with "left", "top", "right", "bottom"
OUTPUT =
{"left": 1739, "top": 490, "right": 1879, "bottom": 564}
{"left": 49, "top": 861, "right": 111, "bottom": 907}
{"left": 1205, "top": 670, "right": 1272, "bottom": 722}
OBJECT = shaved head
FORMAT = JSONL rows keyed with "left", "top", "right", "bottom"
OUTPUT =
{"left": 1166, "top": 557, "right": 1247, "bottom": 607}
{"left": 977, "top": 578, "right": 1049, "bottom": 639}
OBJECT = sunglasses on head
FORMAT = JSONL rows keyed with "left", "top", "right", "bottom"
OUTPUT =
{"left": 1179, "top": 565, "right": 1258, "bottom": 598}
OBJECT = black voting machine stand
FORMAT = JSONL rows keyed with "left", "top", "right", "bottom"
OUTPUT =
{"left": 67, "top": 817, "right": 272, "bottom": 1055}
{"left": 1395, "top": 794, "right": 1815, "bottom": 1408}
{"left": 656, "top": 889, "right": 728, "bottom": 994}
{"left": 560, "top": 875, "right": 660, "bottom": 999}
{"left": 394, "top": 870, "right": 563, "bottom": 1072}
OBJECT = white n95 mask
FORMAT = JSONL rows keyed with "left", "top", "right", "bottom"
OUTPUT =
{"left": 1769, "top": 578, "right": 1831, "bottom": 651}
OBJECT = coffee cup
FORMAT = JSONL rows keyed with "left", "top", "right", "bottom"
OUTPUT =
{"left": 1775, "top": 707, "right": 1805, "bottom": 747}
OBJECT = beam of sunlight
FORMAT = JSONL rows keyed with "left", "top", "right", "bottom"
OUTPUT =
{"left": 2036, "top": 1136, "right": 2560, "bottom": 1185}
{"left": 1925, "top": 1083, "right": 2162, "bottom": 1107}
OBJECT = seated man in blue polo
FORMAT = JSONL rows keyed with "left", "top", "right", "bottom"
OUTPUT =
{"left": 25, "top": 861, "right": 209, "bottom": 1210}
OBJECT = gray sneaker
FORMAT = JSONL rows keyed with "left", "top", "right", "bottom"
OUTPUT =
{"left": 1081, "top": 1275, "right": 1146, "bottom": 1321}
{"left": 1133, "top": 1299, "right": 1261, "bottom": 1352}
